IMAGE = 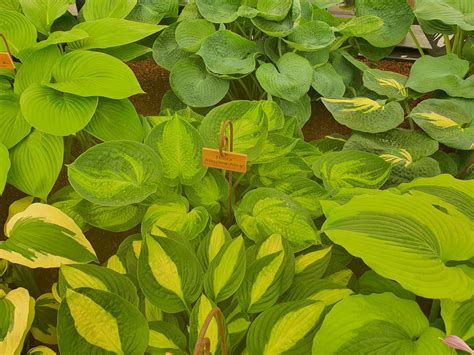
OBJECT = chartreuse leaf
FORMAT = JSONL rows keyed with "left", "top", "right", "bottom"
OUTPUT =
{"left": 0, "top": 288, "right": 35, "bottom": 355}
{"left": 148, "top": 321, "right": 187, "bottom": 354}
{"left": 254, "top": 154, "right": 313, "bottom": 186}
{"left": 30, "top": 293, "right": 59, "bottom": 345}
{"left": 146, "top": 115, "right": 207, "bottom": 186}
{"left": 195, "top": 0, "right": 240, "bottom": 23}
{"left": 252, "top": 134, "right": 298, "bottom": 164}
{"left": 0, "top": 143, "right": 9, "bottom": 195}
{"left": 68, "top": 141, "right": 162, "bottom": 207}
{"left": 127, "top": 0, "right": 178, "bottom": 23}
{"left": 237, "top": 234, "right": 295, "bottom": 313}
{"left": 152, "top": 23, "right": 191, "bottom": 71}
{"left": 0, "top": 94, "right": 31, "bottom": 149}
{"left": 137, "top": 234, "right": 204, "bottom": 313}
{"left": 197, "top": 223, "right": 231, "bottom": 268}
{"left": 359, "top": 270, "right": 415, "bottom": 300}
{"left": 19, "top": 0, "right": 70, "bottom": 35}
{"left": 8, "top": 130, "right": 63, "bottom": 200}
{"left": 58, "top": 288, "right": 148, "bottom": 355}
{"left": 204, "top": 236, "right": 246, "bottom": 303}
{"left": 409, "top": 98, "right": 474, "bottom": 150}
{"left": 27, "top": 346, "right": 56, "bottom": 355}
{"left": 99, "top": 43, "right": 152, "bottom": 62}
{"left": 322, "top": 191, "right": 474, "bottom": 300}
{"left": 284, "top": 277, "right": 353, "bottom": 307}
{"left": 313, "top": 293, "right": 451, "bottom": 354}
{"left": 0, "top": 10, "right": 37, "bottom": 57}
{"left": 248, "top": 300, "right": 325, "bottom": 354}
{"left": 337, "top": 15, "right": 384, "bottom": 37}
{"left": 295, "top": 246, "right": 332, "bottom": 279}
{"left": 31, "top": 29, "right": 89, "bottom": 51}
{"left": 285, "top": 20, "right": 335, "bottom": 51}
{"left": 0, "top": 0, "right": 21, "bottom": 11}
{"left": 2, "top": 203, "right": 97, "bottom": 268}
{"left": 176, "top": 19, "right": 215, "bottom": 53}
{"left": 46, "top": 51, "right": 144, "bottom": 99}
{"left": 82, "top": 0, "right": 136, "bottom": 21}
{"left": 441, "top": 298, "right": 474, "bottom": 340}
{"left": 48, "top": 186, "right": 88, "bottom": 230}
{"left": 322, "top": 97, "right": 405, "bottom": 133}
{"left": 363, "top": 69, "right": 409, "bottom": 100}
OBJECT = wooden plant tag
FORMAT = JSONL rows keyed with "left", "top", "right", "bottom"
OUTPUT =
{"left": 202, "top": 148, "right": 247, "bottom": 173}
{"left": 0, "top": 52, "right": 15, "bottom": 69}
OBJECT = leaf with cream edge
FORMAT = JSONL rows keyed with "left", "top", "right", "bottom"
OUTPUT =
{"left": 137, "top": 234, "right": 204, "bottom": 313}
{"left": 30, "top": 293, "right": 59, "bottom": 345}
{"left": 82, "top": 0, "right": 137, "bottom": 21}
{"left": 247, "top": 300, "right": 325, "bottom": 354}
{"left": 313, "top": 293, "right": 451, "bottom": 354}
{"left": 57, "top": 288, "right": 148, "bottom": 355}
{"left": 19, "top": 0, "right": 71, "bottom": 35}
{"left": 0, "top": 143, "right": 9, "bottom": 196}
{"left": 2, "top": 203, "right": 97, "bottom": 268}
{"left": 322, "top": 191, "right": 474, "bottom": 301}
{"left": 68, "top": 140, "right": 162, "bottom": 207}
{"left": 0, "top": 94, "right": 31, "bottom": 149}
{"left": 0, "top": 288, "right": 35, "bottom": 355}
{"left": 0, "top": 10, "right": 37, "bottom": 57}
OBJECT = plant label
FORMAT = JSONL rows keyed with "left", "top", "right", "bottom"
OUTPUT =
{"left": 202, "top": 148, "right": 247, "bottom": 173}
{"left": 0, "top": 52, "right": 14, "bottom": 69}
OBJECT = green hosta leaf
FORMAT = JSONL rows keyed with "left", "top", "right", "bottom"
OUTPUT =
{"left": 359, "top": 270, "right": 416, "bottom": 300}
{"left": 432, "top": 151, "right": 458, "bottom": 176}
{"left": 337, "top": 15, "right": 384, "bottom": 37}
{"left": 46, "top": 50, "right": 144, "bottom": 99}
{"left": 363, "top": 69, "right": 409, "bottom": 100}
{"left": 0, "top": 288, "right": 35, "bottom": 355}
{"left": 313, "top": 150, "right": 392, "bottom": 193}
{"left": 69, "top": 18, "right": 165, "bottom": 50}
{"left": 8, "top": 130, "right": 63, "bottom": 200}
{"left": 141, "top": 196, "right": 209, "bottom": 240}
{"left": 256, "top": 0, "right": 292, "bottom": 21}
{"left": 295, "top": 246, "right": 332, "bottom": 279}
{"left": 313, "top": 293, "right": 451, "bottom": 354}
{"left": 0, "top": 10, "right": 37, "bottom": 57}
{"left": 0, "top": 143, "right": 9, "bottom": 195}
{"left": 2, "top": 203, "right": 97, "bottom": 268}
{"left": 127, "top": 0, "right": 178, "bottom": 23}
{"left": 256, "top": 53, "right": 312, "bottom": 102}
{"left": 20, "top": 84, "right": 98, "bottom": 136}
{"left": 292, "top": 140, "right": 327, "bottom": 166}
{"left": 204, "top": 236, "right": 246, "bottom": 302}
{"left": 322, "top": 191, "right": 474, "bottom": 300}
{"left": 197, "top": 223, "right": 231, "bottom": 268}
{"left": 322, "top": 97, "right": 405, "bottom": 133}
{"left": 170, "top": 57, "right": 229, "bottom": 107}
{"left": 0, "top": 95, "right": 30, "bottom": 150}
{"left": 30, "top": 293, "right": 59, "bottom": 345}
{"left": 145, "top": 115, "right": 207, "bottom": 186}
{"left": 387, "top": 157, "right": 441, "bottom": 186}
{"left": 406, "top": 54, "right": 474, "bottom": 99}
{"left": 285, "top": 20, "right": 335, "bottom": 51}
{"left": 138, "top": 234, "right": 204, "bottom": 313}
{"left": 254, "top": 154, "right": 312, "bottom": 186}
{"left": 68, "top": 141, "right": 162, "bottom": 206}
{"left": 85, "top": 98, "right": 144, "bottom": 142}
{"left": 176, "top": 19, "right": 215, "bottom": 53}
{"left": 82, "top": 0, "right": 136, "bottom": 21}
{"left": 99, "top": 43, "right": 152, "bottom": 62}
{"left": 414, "top": 0, "right": 474, "bottom": 31}
{"left": 248, "top": 300, "right": 325, "bottom": 354}
{"left": 195, "top": 0, "right": 240, "bottom": 23}
{"left": 252, "top": 134, "right": 298, "bottom": 164}
{"left": 252, "top": 12, "right": 294, "bottom": 37}
{"left": 226, "top": 303, "right": 251, "bottom": 349}
{"left": 31, "top": 29, "right": 89, "bottom": 51}
{"left": 19, "top": 0, "right": 70, "bottom": 35}
{"left": 284, "top": 277, "right": 353, "bottom": 306}
{"left": 312, "top": 63, "right": 346, "bottom": 98}
{"left": 355, "top": 0, "right": 415, "bottom": 48}
{"left": 49, "top": 186, "right": 88, "bottom": 230}
{"left": 235, "top": 188, "right": 320, "bottom": 251}
{"left": 274, "top": 94, "right": 312, "bottom": 128}
{"left": 410, "top": 98, "right": 474, "bottom": 150}
{"left": 148, "top": 321, "right": 187, "bottom": 354}
{"left": 58, "top": 288, "right": 148, "bottom": 355}
{"left": 441, "top": 298, "right": 474, "bottom": 340}
{"left": 152, "top": 23, "right": 191, "bottom": 71}
{"left": 261, "top": 100, "right": 285, "bottom": 131}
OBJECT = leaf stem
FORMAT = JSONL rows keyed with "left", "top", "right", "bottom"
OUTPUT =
{"left": 443, "top": 34, "right": 452, "bottom": 54}
{"left": 237, "top": 78, "right": 252, "bottom": 99}
{"left": 330, "top": 35, "right": 349, "bottom": 51}
{"left": 403, "top": 100, "right": 415, "bottom": 130}
{"left": 409, "top": 28, "right": 425, "bottom": 57}
{"left": 277, "top": 38, "right": 283, "bottom": 57}
{"left": 428, "top": 299, "right": 440, "bottom": 323}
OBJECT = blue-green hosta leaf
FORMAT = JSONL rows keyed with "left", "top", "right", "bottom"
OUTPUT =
{"left": 322, "top": 191, "right": 474, "bottom": 300}
{"left": 358, "top": 270, "right": 416, "bottom": 300}
{"left": 253, "top": 154, "right": 313, "bottom": 186}
{"left": 85, "top": 98, "right": 144, "bottom": 142}
{"left": 204, "top": 236, "right": 246, "bottom": 303}
{"left": 19, "top": 0, "right": 70, "bottom": 35}
{"left": 295, "top": 246, "right": 332, "bottom": 279}
{"left": 431, "top": 151, "right": 458, "bottom": 176}
{"left": 274, "top": 94, "right": 312, "bottom": 128}
{"left": 414, "top": 0, "right": 474, "bottom": 31}
{"left": 355, "top": 0, "right": 415, "bottom": 48}
{"left": 0, "top": 10, "right": 37, "bottom": 57}
{"left": 0, "top": 288, "right": 35, "bottom": 355}
{"left": 127, "top": 0, "right": 178, "bottom": 23}
{"left": 252, "top": 134, "right": 299, "bottom": 164}
{"left": 195, "top": 0, "right": 240, "bottom": 23}
{"left": 312, "top": 63, "right": 346, "bottom": 98}
{"left": 0, "top": 94, "right": 31, "bottom": 149}
{"left": 176, "top": 19, "right": 215, "bottom": 53}
{"left": 152, "top": 23, "right": 191, "bottom": 71}
{"left": 197, "top": 223, "right": 231, "bottom": 268}
{"left": 285, "top": 20, "right": 335, "bottom": 51}
{"left": 170, "top": 57, "right": 229, "bottom": 108}
{"left": 68, "top": 141, "right": 162, "bottom": 207}
{"left": 46, "top": 50, "right": 144, "bottom": 99}
{"left": 248, "top": 300, "right": 325, "bottom": 354}
{"left": 58, "top": 288, "right": 148, "bottom": 355}
{"left": 256, "top": 53, "right": 313, "bottom": 102}
{"left": 336, "top": 15, "right": 384, "bottom": 37}
{"left": 386, "top": 157, "right": 441, "bottom": 186}
{"left": 236, "top": 188, "right": 320, "bottom": 251}
{"left": 148, "top": 321, "right": 187, "bottom": 354}
{"left": 363, "top": 69, "right": 409, "bottom": 101}
{"left": 252, "top": 11, "right": 294, "bottom": 37}
{"left": 82, "top": 0, "right": 136, "bottom": 21}
{"left": 313, "top": 150, "right": 392, "bottom": 193}
{"left": 145, "top": 115, "right": 207, "bottom": 186}
{"left": 322, "top": 97, "right": 405, "bottom": 133}
{"left": 254, "top": 0, "right": 292, "bottom": 21}
{"left": 313, "top": 293, "right": 451, "bottom": 354}
{"left": 441, "top": 298, "right": 474, "bottom": 340}
{"left": 410, "top": 98, "right": 474, "bottom": 150}
{"left": 30, "top": 293, "right": 59, "bottom": 345}
{"left": 138, "top": 234, "right": 204, "bottom": 313}
{"left": 2, "top": 203, "right": 97, "bottom": 268}
{"left": 406, "top": 55, "right": 474, "bottom": 99}
{"left": 0, "top": 143, "right": 9, "bottom": 195}
{"left": 7, "top": 130, "right": 63, "bottom": 200}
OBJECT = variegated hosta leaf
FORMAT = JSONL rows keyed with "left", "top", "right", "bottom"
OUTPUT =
{"left": 0, "top": 94, "right": 31, "bottom": 149}
{"left": 322, "top": 97, "right": 405, "bottom": 133}
{"left": 386, "top": 157, "right": 441, "bottom": 186}
{"left": 322, "top": 191, "right": 474, "bottom": 300}
{"left": 137, "top": 234, "right": 204, "bottom": 313}
{"left": 0, "top": 143, "right": 9, "bottom": 196}
{"left": 48, "top": 186, "right": 89, "bottom": 231}
{"left": 410, "top": 98, "right": 474, "bottom": 150}
{"left": 359, "top": 270, "right": 416, "bottom": 300}
{"left": 31, "top": 293, "right": 59, "bottom": 345}
{"left": 68, "top": 141, "right": 162, "bottom": 206}
{"left": 58, "top": 288, "right": 149, "bottom": 355}
{"left": 141, "top": 196, "right": 209, "bottom": 240}
{"left": 247, "top": 300, "right": 325, "bottom": 354}
{"left": 441, "top": 298, "right": 474, "bottom": 340}
{"left": 235, "top": 188, "right": 320, "bottom": 251}
{"left": 237, "top": 234, "right": 295, "bottom": 313}
{"left": 253, "top": 154, "right": 313, "bottom": 186}
{"left": 0, "top": 10, "right": 37, "bottom": 57}
{"left": 58, "top": 264, "right": 139, "bottom": 306}
{"left": 292, "top": 140, "right": 325, "bottom": 167}
{"left": 148, "top": 321, "right": 187, "bottom": 354}
{"left": 145, "top": 115, "right": 207, "bottom": 186}
{"left": 313, "top": 150, "right": 392, "bottom": 193}
{"left": 175, "top": 19, "right": 215, "bottom": 53}
{"left": 0, "top": 288, "right": 35, "bottom": 355}
{"left": 251, "top": 134, "right": 299, "bottom": 164}
{"left": 363, "top": 69, "right": 409, "bottom": 100}
{"left": 284, "top": 277, "right": 353, "bottom": 306}
{"left": 313, "top": 293, "right": 450, "bottom": 354}
{"left": 82, "top": 0, "right": 137, "bottom": 21}
{"left": 19, "top": 0, "right": 70, "bottom": 35}
{"left": 2, "top": 203, "right": 97, "bottom": 268}
{"left": 112, "top": 233, "right": 142, "bottom": 279}
{"left": 27, "top": 346, "right": 56, "bottom": 355}
{"left": 197, "top": 223, "right": 232, "bottom": 268}
{"left": 295, "top": 246, "right": 332, "bottom": 279}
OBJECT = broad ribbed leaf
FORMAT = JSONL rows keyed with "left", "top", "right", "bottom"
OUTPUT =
{"left": 99, "top": 43, "right": 152, "bottom": 62}
{"left": 312, "top": 63, "right": 346, "bottom": 98}
{"left": 2, "top": 203, "right": 97, "bottom": 268}
{"left": 58, "top": 288, "right": 148, "bottom": 355}
{"left": 252, "top": 134, "right": 298, "bottom": 164}
{"left": 256, "top": 0, "right": 292, "bottom": 20}
{"left": 19, "top": 0, "right": 70, "bottom": 35}
{"left": 359, "top": 270, "right": 416, "bottom": 300}
{"left": 0, "top": 143, "right": 10, "bottom": 195}
{"left": 195, "top": 0, "right": 240, "bottom": 23}
{"left": 285, "top": 20, "right": 335, "bottom": 51}
{"left": 32, "top": 29, "right": 89, "bottom": 50}
{"left": 46, "top": 50, "right": 144, "bottom": 99}
{"left": 148, "top": 321, "right": 187, "bottom": 354}
{"left": 254, "top": 154, "right": 313, "bottom": 186}
{"left": 68, "top": 141, "right": 162, "bottom": 206}
{"left": 363, "top": 69, "right": 409, "bottom": 100}
{"left": 322, "top": 191, "right": 474, "bottom": 300}
{"left": 441, "top": 298, "right": 474, "bottom": 340}
{"left": 414, "top": 0, "right": 474, "bottom": 31}
{"left": 0, "top": 0, "right": 21, "bottom": 11}
{"left": 82, "top": 0, "right": 136, "bottom": 21}
{"left": 337, "top": 15, "right": 384, "bottom": 37}
{"left": 0, "top": 95, "right": 31, "bottom": 150}
{"left": 127, "top": 0, "right": 178, "bottom": 23}
{"left": 30, "top": 293, "right": 59, "bottom": 345}
{"left": 274, "top": 94, "right": 312, "bottom": 128}
{"left": 152, "top": 23, "right": 191, "bottom": 71}
{"left": 0, "top": 10, "right": 37, "bottom": 57}
{"left": 252, "top": 12, "right": 294, "bottom": 37}
{"left": 176, "top": 19, "right": 215, "bottom": 53}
